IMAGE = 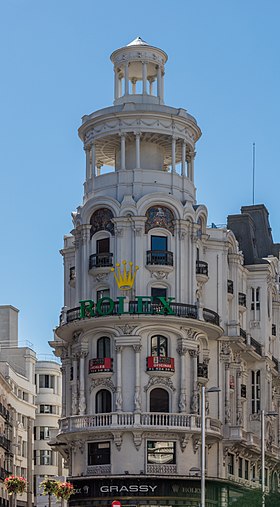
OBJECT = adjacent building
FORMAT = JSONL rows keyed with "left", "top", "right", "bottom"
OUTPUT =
{"left": 50, "top": 38, "right": 280, "bottom": 506}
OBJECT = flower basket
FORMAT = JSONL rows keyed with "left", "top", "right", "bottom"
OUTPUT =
{"left": 4, "top": 476, "right": 26, "bottom": 496}
{"left": 54, "top": 482, "right": 74, "bottom": 501}
{"left": 40, "top": 478, "right": 59, "bottom": 496}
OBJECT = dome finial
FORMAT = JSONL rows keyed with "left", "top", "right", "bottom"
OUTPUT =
{"left": 127, "top": 36, "right": 149, "bottom": 47}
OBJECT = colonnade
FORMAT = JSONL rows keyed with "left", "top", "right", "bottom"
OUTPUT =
{"left": 114, "top": 62, "right": 164, "bottom": 101}
{"left": 85, "top": 134, "right": 195, "bottom": 180}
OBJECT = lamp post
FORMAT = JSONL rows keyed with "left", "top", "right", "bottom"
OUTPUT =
{"left": 261, "top": 409, "right": 277, "bottom": 507}
{"left": 201, "top": 385, "right": 220, "bottom": 507}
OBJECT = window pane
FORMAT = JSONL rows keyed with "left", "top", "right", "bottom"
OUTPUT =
{"left": 97, "top": 337, "right": 110, "bottom": 358}
{"left": 151, "top": 335, "right": 168, "bottom": 357}
{"left": 96, "top": 390, "right": 111, "bottom": 413}
{"left": 147, "top": 441, "right": 175, "bottom": 464}
{"left": 151, "top": 236, "right": 167, "bottom": 251}
{"left": 97, "top": 238, "right": 110, "bottom": 254}
{"left": 88, "top": 442, "right": 110, "bottom": 466}
{"left": 150, "top": 388, "right": 169, "bottom": 413}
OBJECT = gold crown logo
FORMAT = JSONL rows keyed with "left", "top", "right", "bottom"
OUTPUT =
{"left": 111, "top": 260, "right": 139, "bottom": 290}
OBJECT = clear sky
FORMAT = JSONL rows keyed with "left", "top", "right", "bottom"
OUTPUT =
{"left": 0, "top": 0, "right": 279, "bottom": 355}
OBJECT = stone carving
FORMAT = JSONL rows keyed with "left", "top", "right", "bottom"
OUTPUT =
{"left": 113, "top": 432, "right": 123, "bottom": 451}
{"left": 190, "top": 391, "right": 198, "bottom": 414}
{"left": 118, "top": 324, "right": 137, "bottom": 335}
{"left": 115, "top": 388, "right": 123, "bottom": 411}
{"left": 90, "top": 208, "right": 114, "bottom": 238}
{"left": 90, "top": 378, "right": 116, "bottom": 392}
{"left": 192, "top": 435, "right": 200, "bottom": 454}
{"left": 145, "top": 205, "right": 175, "bottom": 235}
{"left": 144, "top": 376, "right": 176, "bottom": 392}
{"left": 152, "top": 271, "right": 168, "bottom": 280}
{"left": 178, "top": 391, "right": 187, "bottom": 412}
{"left": 134, "top": 387, "right": 142, "bottom": 411}
{"left": 95, "top": 273, "right": 109, "bottom": 282}
{"left": 133, "top": 432, "right": 143, "bottom": 451}
{"left": 179, "top": 434, "right": 190, "bottom": 452}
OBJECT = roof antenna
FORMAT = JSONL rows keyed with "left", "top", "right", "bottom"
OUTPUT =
{"left": 252, "top": 142, "right": 256, "bottom": 205}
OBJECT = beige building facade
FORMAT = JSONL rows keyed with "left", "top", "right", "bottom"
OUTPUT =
{"left": 50, "top": 38, "right": 280, "bottom": 506}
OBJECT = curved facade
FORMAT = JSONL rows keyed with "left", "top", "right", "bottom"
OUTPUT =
{"left": 50, "top": 38, "right": 280, "bottom": 507}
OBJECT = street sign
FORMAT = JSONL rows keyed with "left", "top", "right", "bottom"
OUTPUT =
{"left": 112, "top": 501, "right": 122, "bottom": 507}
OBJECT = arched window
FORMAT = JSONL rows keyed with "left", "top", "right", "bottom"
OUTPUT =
{"left": 90, "top": 208, "right": 114, "bottom": 238}
{"left": 150, "top": 388, "right": 169, "bottom": 413}
{"left": 145, "top": 206, "right": 174, "bottom": 235}
{"left": 97, "top": 337, "right": 110, "bottom": 358}
{"left": 96, "top": 389, "right": 111, "bottom": 414}
{"left": 151, "top": 335, "right": 168, "bottom": 357}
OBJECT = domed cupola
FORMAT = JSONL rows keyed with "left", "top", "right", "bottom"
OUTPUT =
{"left": 110, "top": 36, "right": 168, "bottom": 105}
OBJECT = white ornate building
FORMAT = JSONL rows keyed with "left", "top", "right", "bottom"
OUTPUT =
{"left": 50, "top": 38, "right": 280, "bottom": 506}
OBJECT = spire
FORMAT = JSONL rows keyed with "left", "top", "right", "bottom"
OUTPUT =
{"left": 126, "top": 36, "right": 149, "bottom": 47}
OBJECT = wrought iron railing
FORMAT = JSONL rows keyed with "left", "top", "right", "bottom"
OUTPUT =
{"left": 227, "top": 280, "right": 234, "bottom": 294}
{"left": 196, "top": 260, "right": 208, "bottom": 276}
{"left": 146, "top": 250, "right": 173, "bottom": 266}
{"left": 238, "top": 292, "right": 247, "bottom": 307}
{"left": 89, "top": 253, "right": 113, "bottom": 269}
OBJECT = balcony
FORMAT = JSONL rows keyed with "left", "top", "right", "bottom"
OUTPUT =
{"left": 146, "top": 356, "right": 174, "bottom": 376}
{"left": 59, "top": 412, "right": 222, "bottom": 438}
{"left": 88, "top": 357, "right": 113, "bottom": 375}
{"left": 197, "top": 362, "right": 208, "bottom": 380}
{"left": 238, "top": 292, "right": 247, "bottom": 309}
{"left": 227, "top": 280, "right": 234, "bottom": 295}
{"left": 196, "top": 260, "right": 208, "bottom": 276}
{"left": 89, "top": 253, "right": 113, "bottom": 271}
{"left": 0, "top": 435, "right": 11, "bottom": 452}
{"left": 69, "top": 266, "right": 76, "bottom": 288}
{"left": 0, "top": 403, "right": 10, "bottom": 422}
{"left": 146, "top": 250, "right": 174, "bottom": 277}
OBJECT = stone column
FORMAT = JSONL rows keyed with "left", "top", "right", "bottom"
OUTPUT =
{"left": 90, "top": 142, "right": 95, "bottom": 178}
{"left": 115, "top": 345, "right": 123, "bottom": 411}
{"left": 124, "top": 63, "right": 129, "bottom": 95}
{"left": 172, "top": 137, "right": 176, "bottom": 173}
{"left": 85, "top": 146, "right": 91, "bottom": 180}
{"left": 121, "top": 134, "right": 126, "bottom": 170}
{"left": 236, "top": 369, "right": 243, "bottom": 426}
{"left": 72, "top": 354, "right": 78, "bottom": 415}
{"left": 79, "top": 351, "right": 87, "bottom": 415}
{"left": 177, "top": 339, "right": 188, "bottom": 413}
{"left": 189, "top": 150, "right": 195, "bottom": 181}
{"left": 135, "top": 132, "right": 141, "bottom": 169}
{"left": 224, "top": 363, "right": 231, "bottom": 424}
{"left": 189, "top": 349, "right": 199, "bottom": 414}
{"left": 181, "top": 140, "right": 186, "bottom": 176}
{"left": 157, "top": 65, "right": 162, "bottom": 99}
{"left": 142, "top": 62, "right": 147, "bottom": 94}
{"left": 133, "top": 345, "right": 142, "bottom": 412}
{"left": 131, "top": 78, "right": 137, "bottom": 94}
{"left": 114, "top": 68, "right": 119, "bottom": 99}
{"left": 60, "top": 365, "right": 66, "bottom": 417}
{"left": 149, "top": 77, "right": 155, "bottom": 95}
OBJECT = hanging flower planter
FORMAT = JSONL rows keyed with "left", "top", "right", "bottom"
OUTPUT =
{"left": 54, "top": 481, "right": 74, "bottom": 501}
{"left": 4, "top": 476, "right": 27, "bottom": 495}
{"left": 40, "top": 478, "right": 59, "bottom": 496}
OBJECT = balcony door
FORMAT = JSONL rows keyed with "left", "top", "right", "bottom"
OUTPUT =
{"left": 151, "top": 235, "right": 167, "bottom": 252}
{"left": 97, "top": 238, "right": 110, "bottom": 254}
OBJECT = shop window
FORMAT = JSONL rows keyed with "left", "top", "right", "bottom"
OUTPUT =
{"left": 88, "top": 442, "right": 110, "bottom": 466}
{"left": 96, "top": 389, "right": 111, "bottom": 414}
{"left": 151, "top": 335, "right": 168, "bottom": 357}
{"left": 97, "top": 337, "right": 111, "bottom": 358}
{"left": 150, "top": 388, "right": 169, "bottom": 413}
{"left": 147, "top": 441, "right": 176, "bottom": 464}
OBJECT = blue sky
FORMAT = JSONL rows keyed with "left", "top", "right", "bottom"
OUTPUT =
{"left": 0, "top": 0, "right": 279, "bottom": 354}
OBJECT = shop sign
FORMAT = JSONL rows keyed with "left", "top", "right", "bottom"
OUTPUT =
{"left": 79, "top": 296, "right": 175, "bottom": 318}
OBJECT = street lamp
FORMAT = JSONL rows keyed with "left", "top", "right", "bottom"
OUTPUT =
{"left": 261, "top": 409, "right": 277, "bottom": 507}
{"left": 201, "top": 385, "right": 220, "bottom": 507}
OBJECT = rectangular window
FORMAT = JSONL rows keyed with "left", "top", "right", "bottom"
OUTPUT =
{"left": 238, "top": 457, "right": 243, "bottom": 478}
{"left": 228, "top": 453, "right": 234, "bottom": 475}
{"left": 251, "top": 370, "right": 261, "bottom": 414}
{"left": 39, "top": 405, "right": 53, "bottom": 414}
{"left": 96, "top": 238, "right": 110, "bottom": 254}
{"left": 251, "top": 287, "right": 260, "bottom": 311}
{"left": 147, "top": 441, "right": 176, "bottom": 465}
{"left": 244, "top": 459, "right": 249, "bottom": 480}
{"left": 33, "top": 450, "right": 36, "bottom": 465}
{"left": 97, "top": 289, "right": 110, "bottom": 301}
{"left": 39, "top": 375, "right": 55, "bottom": 389}
{"left": 40, "top": 427, "right": 50, "bottom": 440}
{"left": 88, "top": 442, "right": 110, "bottom": 466}
{"left": 151, "top": 236, "right": 167, "bottom": 251}
{"left": 22, "top": 441, "right": 27, "bottom": 458}
{"left": 40, "top": 450, "right": 52, "bottom": 466}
